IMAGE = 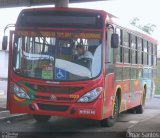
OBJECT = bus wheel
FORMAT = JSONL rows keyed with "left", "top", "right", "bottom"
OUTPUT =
{"left": 135, "top": 105, "right": 144, "bottom": 114}
{"left": 135, "top": 89, "right": 146, "bottom": 114}
{"left": 100, "top": 96, "right": 119, "bottom": 127}
{"left": 127, "top": 108, "right": 136, "bottom": 114}
{"left": 33, "top": 115, "right": 51, "bottom": 122}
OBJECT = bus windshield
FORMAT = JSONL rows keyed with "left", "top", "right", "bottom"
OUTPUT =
{"left": 13, "top": 31, "right": 102, "bottom": 81}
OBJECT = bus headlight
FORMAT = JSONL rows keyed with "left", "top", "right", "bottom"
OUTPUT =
{"left": 14, "top": 84, "right": 30, "bottom": 99}
{"left": 77, "top": 87, "right": 103, "bottom": 103}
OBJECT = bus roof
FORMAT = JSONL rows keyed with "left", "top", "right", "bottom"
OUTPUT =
{"left": 19, "top": 7, "right": 106, "bottom": 16}
{"left": 108, "top": 16, "right": 158, "bottom": 45}
{"left": 19, "top": 7, "right": 158, "bottom": 45}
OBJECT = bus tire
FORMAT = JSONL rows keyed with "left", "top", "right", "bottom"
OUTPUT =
{"left": 33, "top": 115, "right": 51, "bottom": 122}
{"left": 135, "top": 105, "right": 144, "bottom": 114}
{"left": 127, "top": 108, "right": 136, "bottom": 114}
{"left": 135, "top": 88, "right": 146, "bottom": 114}
{"left": 100, "top": 96, "right": 119, "bottom": 127}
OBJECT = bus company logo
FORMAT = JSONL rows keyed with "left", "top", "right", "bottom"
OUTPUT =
{"left": 49, "top": 95, "right": 57, "bottom": 101}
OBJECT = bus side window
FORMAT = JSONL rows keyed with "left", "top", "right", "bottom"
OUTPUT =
{"left": 130, "top": 34, "right": 137, "bottom": 64}
{"left": 116, "top": 28, "right": 122, "bottom": 63}
{"left": 143, "top": 40, "right": 148, "bottom": 65}
{"left": 106, "top": 29, "right": 114, "bottom": 64}
{"left": 148, "top": 42, "right": 152, "bottom": 66}
{"left": 137, "top": 37, "right": 143, "bottom": 64}
{"left": 153, "top": 44, "right": 157, "bottom": 66}
{"left": 123, "top": 31, "right": 130, "bottom": 63}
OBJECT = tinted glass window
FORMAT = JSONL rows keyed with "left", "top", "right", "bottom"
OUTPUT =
{"left": 148, "top": 43, "right": 152, "bottom": 66}
{"left": 143, "top": 40, "right": 148, "bottom": 53}
{"left": 124, "top": 48, "right": 130, "bottom": 63}
{"left": 131, "top": 35, "right": 136, "bottom": 49}
{"left": 116, "top": 28, "right": 123, "bottom": 63}
{"left": 130, "top": 35, "right": 137, "bottom": 64}
{"left": 131, "top": 50, "right": 136, "bottom": 64}
{"left": 137, "top": 37, "right": 142, "bottom": 51}
{"left": 138, "top": 51, "right": 142, "bottom": 64}
{"left": 123, "top": 31, "right": 129, "bottom": 47}
{"left": 143, "top": 53, "right": 148, "bottom": 65}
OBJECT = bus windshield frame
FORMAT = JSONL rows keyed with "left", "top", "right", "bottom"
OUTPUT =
{"left": 12, "top": 30, "right": 103, "bottom": 82}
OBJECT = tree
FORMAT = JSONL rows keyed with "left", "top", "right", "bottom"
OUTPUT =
{"left": 130, "top": 17, "right": 140, "bottom": 26}
{"left": 130, "top": 17, "right": 156, "bottom": 34}
{"left": 141, "top": 24, "right": 156, "bottom": 34}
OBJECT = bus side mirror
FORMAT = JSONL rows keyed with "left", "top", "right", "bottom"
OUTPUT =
{"left": 2, "top": 36, "right": 8, "bottom": 50}
{"left": 111, "top": 34, "right": 119, "bottom": 48}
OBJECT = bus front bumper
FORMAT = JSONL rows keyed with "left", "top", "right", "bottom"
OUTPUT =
{"left": 9, "top": 97, "right": 103, "bottom": 120}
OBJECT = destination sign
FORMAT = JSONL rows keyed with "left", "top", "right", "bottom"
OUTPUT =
{"left": 16, "top": 31, "right": 102, "bottom": 39}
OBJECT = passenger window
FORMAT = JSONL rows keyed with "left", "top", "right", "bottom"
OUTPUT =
{"left": 123, "top": 31, "right": 129, "bottom": 47}
{"left": 137, "top": 37, "right": 143, "bottom": 64}
{"left": 131, "top": 35, "right": 136, "bottom": 49}
{"left": 153, "top": 45, "right": 157, "bottom": 55}
{"left": 143, "top": 40, "right": 148, "bottom": 53}
{"left": 123, "top": 31, "right": 130, "bottom": 63}
{"left": 137, "top": 37, "right": 142, "bottom": 51}
{"left": 143, "top": 40, "right": 148, "bottom": 65}
{"left": 116, "top": 28, "right": 122, "bottom": 63}
{"left": 148, "top": 42, "right": 152, "bottom": 66}
{"left": 131, "top": 50, "right": 136, "bottom": 64}
{"left": 116, "top": 28, "right": 122, "bottom": 45}
{"left": 131, "top": 35, "right": 137, "bottom": 64}
{"left": 152, "top": 44, "right": 157, "bottom": 66}
{"left": 124, "top": 48, "right": 130, "bottom": 63}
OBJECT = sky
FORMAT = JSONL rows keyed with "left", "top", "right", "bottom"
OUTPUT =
{"left": 0, "top": 0, "right": 160, "bottom": 49}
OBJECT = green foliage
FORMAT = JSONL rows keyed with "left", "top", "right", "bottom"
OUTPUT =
{"left": 130, "top": 17, "right": 140, "bottom": 26}
{"left": 130, "top": 17, "right": 156, "bottom": 34}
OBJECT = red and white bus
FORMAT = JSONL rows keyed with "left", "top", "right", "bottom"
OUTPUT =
{"left": 3, "top": 8, "right": 158, "bottom": 127}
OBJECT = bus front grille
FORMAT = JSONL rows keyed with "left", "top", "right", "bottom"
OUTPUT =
{"left": 30, "top": 85, "right": 83, "bottom": 94}
{"left": 35, "top": 95, "right": 74, "bottom": 102}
